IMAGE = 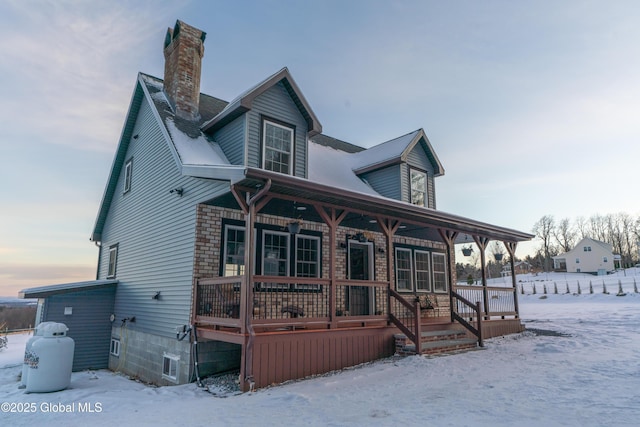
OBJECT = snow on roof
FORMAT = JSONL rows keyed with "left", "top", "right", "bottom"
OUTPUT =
{"left": 19, "top": 280, "right": 118, "bottom": 299}
{"left": 201, "top": 67, "right": 288, "bottom": 131}
{"left": 165, "top": 118, "right": 230, "bottom": 166}
{"left": 349, "top": 129, "right": 421, "bottom": 171}
{"left": 308, "top": 141, "right": 379, "bottom": 196}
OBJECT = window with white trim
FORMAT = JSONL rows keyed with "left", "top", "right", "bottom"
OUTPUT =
{"left": 110, "top": 338, "right": 120, "bottom": 357}
{"left": 395, "top": 248, "right": 412, "bottom": 291}
{"left": 162, "top": 353, "right": 179, "bottom": 382}
{"left": 432, "top": 252, "right": 447, "bottom": 293}
{"left": 107, "top": 245, "right": 118, "bottom": 279}
{"left": 223, "top": 226, "right": 246, "bottom": 277}
{"left": 295, "top": 235, "right": 320, "bottom": 290}
{"left": 414, "top": 250, "right": 431, "bottom": 292}
{"left": 395, "top": 247, "right": 445, "bottom": 293}
{"left": 123, "top": 158, "right": 133, "bottom": 193}
{"left": 261, "top": 230, "right": 290, "bottom": 290}
{"left": 410, "top": 168, "right": 427, "bottom": 207}
{"left": 263, "top": 120, "right": 293, "bottom": 174}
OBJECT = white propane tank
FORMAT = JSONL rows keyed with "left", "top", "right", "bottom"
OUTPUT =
{"left": 25, "top": 323, "right": 75, "bottom": 393}
{"left": 21, "top": 322, "right": 55, "bottom": 388}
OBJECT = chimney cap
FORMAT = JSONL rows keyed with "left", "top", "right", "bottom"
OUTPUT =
{"left": 164, "top": 20, "right": 206, "bottom": 49}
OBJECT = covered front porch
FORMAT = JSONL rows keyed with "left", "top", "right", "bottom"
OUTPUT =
{"left": 191, "top": 168, "right": 532, "bottom": 391}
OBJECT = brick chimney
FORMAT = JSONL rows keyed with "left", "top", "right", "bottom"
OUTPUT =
{"left": 163, "top": 20, "right": 206, "bottom": 121}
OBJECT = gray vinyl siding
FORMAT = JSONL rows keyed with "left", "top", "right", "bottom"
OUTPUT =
{"left": 41, "top": 287, "right": 116, "bottom": 371}
{"left": 361, "top": 165, "right": 402, "bottom": 200}
{"left": 97, "top": 96, "right": 229, "bottom": 339}
{"left": 213, "top": 115, "right": 246, "bottom": 165}
{"left": 246, "top": 82, "right": 308, "bottom": 177}
{"left": 405, "top": 142, "right": 437, "bottom": 208}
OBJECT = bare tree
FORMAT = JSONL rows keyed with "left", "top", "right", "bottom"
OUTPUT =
{"left": 532, "top": 215, "right": 556, "bottom": 272}
{"left": 553, "top": 218, "right": 576, "bottom": 253}
{"left": 606, "top": 214, "right": 623, "bottom": 264}
{"left": 618, "top": 213, "right": 636, "bottom": 266}
{"left": 575, "top": 216, "right": 588, "bottom": 239}
{"left": 588, "top": 214, "right": 608, "bottom": 242}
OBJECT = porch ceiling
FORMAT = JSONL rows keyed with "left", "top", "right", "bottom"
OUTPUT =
{"left": 207, "top": 167, "right": 533, "bottom": 243}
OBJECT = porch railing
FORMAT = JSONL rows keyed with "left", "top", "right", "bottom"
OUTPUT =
{"left": 195, "top": 276, "right": 243, "bottom": 329}
{"left": 195, "top": 276, "right": 388, "bottom": 330}
{"left": 454, "top": 285, "right": 519, "bottom": 319}
{"left": 451, "top": 290, "right": 483, "bottom": 347}
{"left": 388, "top": 288, "right": 420, "bottom": 354}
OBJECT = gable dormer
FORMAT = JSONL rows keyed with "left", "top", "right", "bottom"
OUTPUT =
{"left": 201, "top": 68, "right": 321, "bottom": 179}
{"left": 351, "top": 129, "right": 444, "bottom": 209}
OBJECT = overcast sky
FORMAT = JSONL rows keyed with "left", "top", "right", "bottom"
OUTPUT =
{"left": 2, "top": 0, "right": 640, "bottom": 296}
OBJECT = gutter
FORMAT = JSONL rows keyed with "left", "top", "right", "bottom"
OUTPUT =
{"left": 240, "top": 167, "right": 534, "bottom": 242}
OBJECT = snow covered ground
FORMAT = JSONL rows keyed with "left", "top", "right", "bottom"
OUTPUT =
{"left": 1, "top": 272, "right": 640, "bottom": 426}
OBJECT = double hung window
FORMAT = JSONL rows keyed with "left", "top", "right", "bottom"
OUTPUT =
{"left": 107, "top": 245, "right": 118, "bottom": 279}
{"left": 221, "top": 223, "right": 321, "bottom": 291}
{"left": 394, "top": 247, "right": 447, "bottom": 293}
{"left": 410, "top": 168, "right": 427, "bottom": 207}
{"left": 263, "top": 120, "right": 293, "bottom": 175}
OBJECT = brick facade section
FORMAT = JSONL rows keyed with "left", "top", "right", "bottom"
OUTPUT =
{"left": 193, "top": 204, "right": 452, "bottom": 317}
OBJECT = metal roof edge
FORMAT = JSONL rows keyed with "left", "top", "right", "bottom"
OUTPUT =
{"left": 182, "top": 165, "right": 246, "bottom": 181}
{"left": 19, "top": 280, "right": 118, "bottom": 299}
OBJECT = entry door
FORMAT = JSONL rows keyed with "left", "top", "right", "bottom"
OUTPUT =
{"left": 348, "top": 241, "right": 374, "bottom": 315}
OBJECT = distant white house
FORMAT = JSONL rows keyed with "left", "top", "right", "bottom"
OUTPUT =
{"left": 553, "top": 237, "right": 619, "bottom": 275}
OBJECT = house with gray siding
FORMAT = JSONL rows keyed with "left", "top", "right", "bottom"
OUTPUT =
{"left": 21, "top": 20, "right": 532, "bottom": 390}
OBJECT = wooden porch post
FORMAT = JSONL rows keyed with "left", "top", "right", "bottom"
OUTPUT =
{"left": 314, "top": 205, "right": 347, "bottom": 329}
{"left": 504, "top": 241, "right": 520, "bottom": 317}
{"left": 473, "top": 236, "right": 490, "bottom": 319}
{"left": 231, "top": 181, "right": 271, "bottom": 392}
{"left": 378, "top": 218, "right": 401, "bottom": 319}
{"left": 438, "top": 229, "right": 458, "bottom": 323}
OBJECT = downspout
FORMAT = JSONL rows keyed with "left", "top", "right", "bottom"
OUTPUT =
{"left": 243, "top": 200, "right": 257, "bottom": 391}
{"left": 240, "top": 179, "right": 272, "bottom": 391}
{"left": 94, "top": 241, "right": 102, "bottom": 279}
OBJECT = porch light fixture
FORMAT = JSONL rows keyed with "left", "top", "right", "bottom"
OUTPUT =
{"left": 170, "top": 187, "right": 184, "bottom": 197}
{"left": 133, "top": 134, "right": 139, "bottom": 139}
{"left": 152, "top": 291, "right": 161, "bottom": 300}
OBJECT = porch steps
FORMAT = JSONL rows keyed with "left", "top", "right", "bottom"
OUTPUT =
{"left": 394, "top": 328, "right": 479, "bottom": 356}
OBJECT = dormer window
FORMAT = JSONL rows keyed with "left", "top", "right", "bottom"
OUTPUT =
{"left": 410, "top": 168, "right": 427, "bottom": 207}
{"left": 263, "top": 119, "right": 293, "bottom": 174}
